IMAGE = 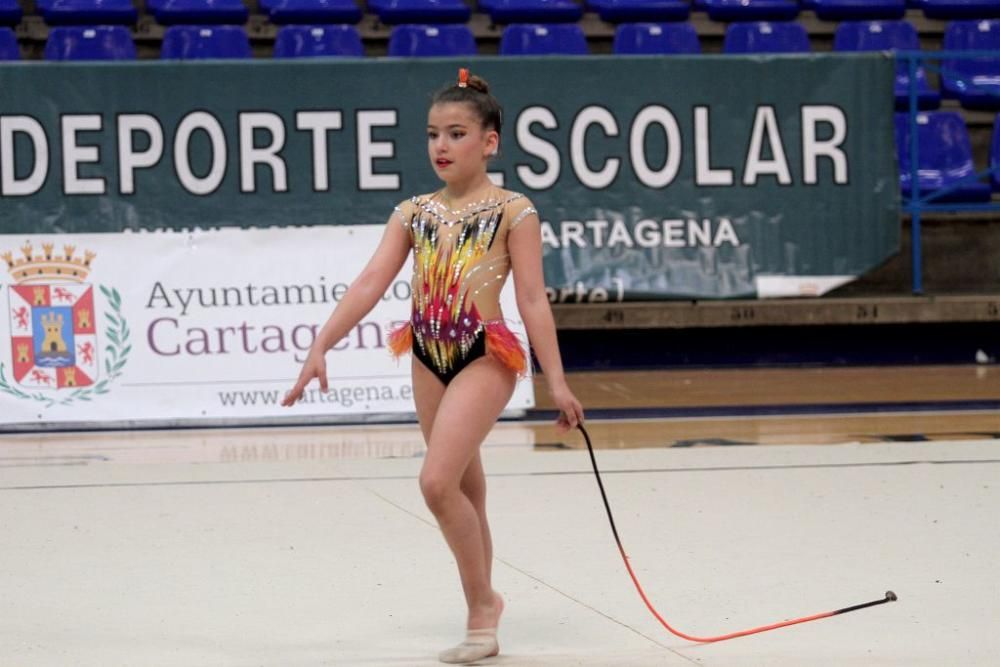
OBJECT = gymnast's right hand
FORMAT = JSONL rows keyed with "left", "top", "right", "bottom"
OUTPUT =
{"left": 282, "top": 349, "right": 328, "bottom": 407}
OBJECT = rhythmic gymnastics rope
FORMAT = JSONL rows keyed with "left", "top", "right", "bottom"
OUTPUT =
{"left": 575, "top": 423, "right": 897, "bottom": 643}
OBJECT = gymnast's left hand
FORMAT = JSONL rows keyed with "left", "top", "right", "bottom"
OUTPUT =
{"left": 551, "top": 382, "right": 584, "bottom": 432}
{"left": 282, "top": 348, "right": 328, "bottom": 407}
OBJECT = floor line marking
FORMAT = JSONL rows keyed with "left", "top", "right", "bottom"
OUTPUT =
{"left": 2, "top": 458, "right": 998, "bottom": 491}
{"left": 519, "top": 408, "right": 1000, "bottom": 425}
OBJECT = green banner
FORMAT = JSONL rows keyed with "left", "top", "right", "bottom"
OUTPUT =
{"left": 0, "top": 55, "right": 898, "bottom": 299}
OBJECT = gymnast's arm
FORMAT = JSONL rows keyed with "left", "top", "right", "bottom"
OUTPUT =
{"left": 282, "top": 212, "right": 411, "bottom": 406}
{"left": 508, "top": 206, "right": 584, "bottom": 430}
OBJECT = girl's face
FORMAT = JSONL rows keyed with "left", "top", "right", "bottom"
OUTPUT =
{"left": 427, "top": 102, "right": 498, "bottom": 185}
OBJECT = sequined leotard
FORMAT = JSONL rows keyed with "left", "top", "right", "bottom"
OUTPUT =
{"left": 387, "top": 188, "right": 537, "bottom": 385}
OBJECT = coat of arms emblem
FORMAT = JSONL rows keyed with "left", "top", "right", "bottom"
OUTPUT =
{"left": 2, "top": 242, "right": 129, "bottom": 408}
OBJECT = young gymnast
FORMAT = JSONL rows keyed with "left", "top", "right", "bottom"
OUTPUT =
{"left": 283, "top": 68, "right": 584, "bottom": 664}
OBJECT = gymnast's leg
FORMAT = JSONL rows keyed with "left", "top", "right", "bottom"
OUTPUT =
{"left": 412, "top": 356, "right": 515, "bottom": 660}
{"left": 412, "top": 359, "right": 494, "bottom": 587}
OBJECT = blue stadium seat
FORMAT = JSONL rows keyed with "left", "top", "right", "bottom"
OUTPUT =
{"left": 161, "top": 25, "right": 252, "bottom": 59}
{"left": 154, "top": 0, "right": 249, "bottom": 26}
{"left": 0, "top": 26, "right": 19, "bottom": 59}
{"left": 273, "top": 24, "right": 363, "bottom": 57}
{"left": 834, "top": 21, "right": 940, "bottom": 110}
{"left": 499, "top": 22, "right": 589, "bottom": 54}
{"left": 812, "top": 0, "right": 905, "bottom": 21}
{"left": 500, "top": 23, "right": 588, "bottom": 54}
{"left": 588, "top": 0, "right": 690, "bottom": 24}
{"left": 387, "top": 24, "right": 476, "bottom": 56}
{"left": 376, "top": 0, "right": 471, "bottom": 25}
{"left": 41, "top": 0, "right": 137, "bottom": 26}
{"left": 922, "top": 0, "right": 1000, "bottom": 19}
{"left": 723, "top": 21, "right": 810, "bottom": 53}
{"left": 942, "top": 20, "right": 1000, "bottom": 109}
{"left": 488, "top": 0, "right": 583, "bottom": 24}
{"left": 0, "top": 0, "right": 22, "bottom": 26}
{"left": 44, "top": 25, "right": 136, "bottom": 60}
{"left": 268, "top": 0, "right": 362, "bottom": 25}
{"left": 895, "top": 112, "right": 992, "bottom": 203}
{"left": 613, "top": 22, "right": 700, "bottom": 54}
{"left": 703, "top": 0, "right": 799, "bottom": 22}
{"left": 991, "top": 113, "right": 1000, "bottom": 190}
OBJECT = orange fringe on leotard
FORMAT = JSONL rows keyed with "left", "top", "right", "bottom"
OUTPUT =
{"left": 483, "top": 320, "right": 527, "bottom": 378}
{"left": 387, "top": 322, "right": 413, "bottom": 358}
{"left": 387, "top": 321, "right": 527, "bottom": 378}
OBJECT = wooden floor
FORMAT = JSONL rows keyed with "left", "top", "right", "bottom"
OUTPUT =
{"left": 3, "top": 365, "right": 997, "bottom": 463}
{"left": 534, "top": 365, "right": 1000, "bottom": 410}
{"left": 527, "top": 364, "right": 1000, "bottom": 449}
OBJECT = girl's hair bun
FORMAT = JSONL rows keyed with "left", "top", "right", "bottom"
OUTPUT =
{"left": 466, "top": 74, "right": 490, "bottom": 95}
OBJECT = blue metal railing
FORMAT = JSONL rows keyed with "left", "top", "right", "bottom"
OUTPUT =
{"left": 897, "top": 50, "right": 1000, "bottom": 294}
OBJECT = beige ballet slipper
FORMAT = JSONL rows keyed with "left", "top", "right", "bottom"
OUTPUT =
{"left": 437, "top": 627, "right": 499, "bottom": 664}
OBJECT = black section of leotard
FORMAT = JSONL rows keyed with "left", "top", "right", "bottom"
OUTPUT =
{"left": 485, "top": 210, "right": 502, "bottom": 251}
{"left": 412, "top": 329, "right": 487, "bottom": 386}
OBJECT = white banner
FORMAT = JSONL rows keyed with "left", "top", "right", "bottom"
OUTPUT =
{"left": 0, "top": 227, "right": 535, "bottom": 428}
